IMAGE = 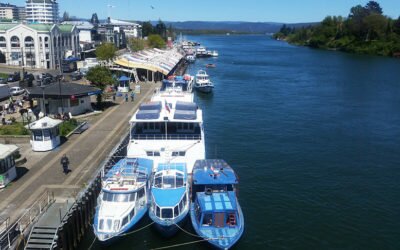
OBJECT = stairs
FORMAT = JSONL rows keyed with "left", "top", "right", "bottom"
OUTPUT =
{"left": 25, "top": 226, "right": 57, "bottom": 250}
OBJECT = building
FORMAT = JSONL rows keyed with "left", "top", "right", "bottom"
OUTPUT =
{"left": 27, "top": 82, "right": 102, "bottom": 116}
{"left": 26, "top": 0, "right": 58, "bottom": 24}
{"left": 0, "top": 3, "right": 19, "bottom": 20}
{"left": 62, "top": 21, "right": 96, "bottom": 51}
{"left": 0, "top": 23, "right": 80, "bottom": 69}
{"left": 17, "top": 7, "right": 26, "bottom": 21}
{"left": 97, "top": 18, "right": 142, "bottom": 49}
{"left": 108, "top": 18, "right": 141, "bottom": 38}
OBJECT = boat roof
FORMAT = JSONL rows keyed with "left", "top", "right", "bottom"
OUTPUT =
{"left": 196, "top": 70, "right": 208, "bottom": 76}
{"left": 192, "top": 160, "right": 238, "bottom": 185}
{"left": 152, "top": 186, "right": 186, "bottom": 207}
{"left": 197, "top": 191, "right": 237, "bottom": 212}
{"left": 156, "top": 162, "right": 187, "bottom": 174}
{"left": 130, "top": 101, "right": 202, "bottom": 123}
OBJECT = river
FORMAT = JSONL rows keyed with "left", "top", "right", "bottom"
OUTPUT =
{"left": 80, "top": 35, "right": 400, "bottom": 249}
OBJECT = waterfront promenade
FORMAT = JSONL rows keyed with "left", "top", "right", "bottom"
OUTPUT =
{"left": 0, "top": 82, "right": 158, "bottom": 224}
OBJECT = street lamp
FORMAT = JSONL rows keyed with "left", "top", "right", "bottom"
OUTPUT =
{"left": 40, "top": 84, "right": 46, "bottom": 117}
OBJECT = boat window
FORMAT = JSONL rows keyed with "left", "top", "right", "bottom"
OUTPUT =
{"left": 129, "top": 208, "right": 135, "bottom": 220}
{"left": 227, "top": 213, "right": 236, "bottom": 226}
{"left": 174, "top": 205, "right": 179, "bottom": 217}
{"left": 214, "top": 212, "right": 225, "bottom": 228}
{"left": 182, "top": 193, "right": 187, "bottom": 205}
{"left": 102, "top": 192, "right": 112, "bottom": 202}
{"left": 202, "top": 213, "right": 213, "bottom": 226}
{"left": 122, "top": 216, "right": 129, "bottom": 227}
{"left": 154, "top": 173, "right": 162, "bottom": 188}
{"left": 162, "top": 208, "right": 173, "bottom": 219}
{"left": 156, "top": 205, "right": 161, "bottom": 217}
{"left": 115, "top": 193, "right": 129, "bottom": 202}
{"left": 163, "top": 175, "right": 175, "bottom": 188}
{"left": 99, "top": 219, "right": 104, "bottom": 230}
{"left": 176, "top": 173, "right": 184, "bottom": 187}
{"left": 195, "top": 202, "right": 201, "bottom": 223}
{"left": 129, "top": 193, "right": 136, "bottom": 202}
{"left": 179, "top": 199, "right": 183, "bottom": 212}
{"left": 137, "top": 187, "right": 145, "bottom": 199}
{"left": 106, "top": 219, "right": 112, "bottom": 231}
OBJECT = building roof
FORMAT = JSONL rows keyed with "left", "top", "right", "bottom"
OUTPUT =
{"left": 27, "top": 116, "right": 62, "bottom": 130}
{"left": 0, "top": 23, "right": 18, "bottom": 31}
{"left": 108, "top": 18, "right": 140, "bottom": 27}
{"left": 27, "top": 82, "right": 102, "bottom": 99}
{"left": 62, "top": 21, "right": 94, "bottom": 30}
{"left": 26, "top": 23, "right": 53, "bottom": 31}
{"left": 26, "top": 0, "right": 57, "bottom": 3}
{"left": 58, "top": 24, "right": 74, "bottom": 33}
{"left": 0, "top": 144, "right": 19, "bottom": 159}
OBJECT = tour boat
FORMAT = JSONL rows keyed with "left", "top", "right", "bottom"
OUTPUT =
{"left": 190, "top": 159, "right": 244, "bottom": 249}
{"left": 196, "top": 47, "right": 211, "bottom": 58}
{"left": 195, "top": 70, "right": 214, "bottom": 93}
{"left": 93, "top": 158, "right": 153, "bottom": 242}
{"left": 127, "top": 81, "right": 205, "bottom": 174}
{"left": 186, "top": 55, "right": 196, "bottom": 63}
{"left": 211, "top": 50, "right": 219, "bottom": 57}
{"left": 148, "top": 163, "right": 190, "bottom": 237}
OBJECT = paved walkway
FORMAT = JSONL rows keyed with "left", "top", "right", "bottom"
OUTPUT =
{"left": 0, "top": 82, "right": 158, "bottom": 223}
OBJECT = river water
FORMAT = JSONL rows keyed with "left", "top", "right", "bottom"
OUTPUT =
{"left": 81, "top": 35, "right": 400, "bottom": 249}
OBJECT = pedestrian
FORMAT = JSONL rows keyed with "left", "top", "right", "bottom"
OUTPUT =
{"left": 112, "top": 93, "right": 116, "bottom": 102}
{"left": 60, "top": 154, "right": 70, "bottom": 174}
{"left": 130, "top": 91, "right": 135, "bottom": 102}
{"left": 125, "top": 93, "right": 128, "bottom": 102}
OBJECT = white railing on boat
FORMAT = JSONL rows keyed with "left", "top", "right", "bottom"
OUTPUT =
{"left": 131, "top": 134, "right": 201, "bottom": 140}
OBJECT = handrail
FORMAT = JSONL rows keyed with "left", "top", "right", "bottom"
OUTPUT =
{"left": 132, "top": 134, "right": 201, "bottom": 140}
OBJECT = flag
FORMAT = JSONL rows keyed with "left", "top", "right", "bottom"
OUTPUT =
{"left": 165, "top": 100, "right": 170, "bottom": 113}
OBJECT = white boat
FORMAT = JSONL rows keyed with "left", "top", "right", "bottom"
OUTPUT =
{"left": 186, "top": 54, "right": 196, "bottom": 63}
{"left": 195, "top": 70, "right": 214, "bottom": 93}
{"left": 211, "top": 50, "right": 219, "bottom": 57}
{"left": 196, "top": 47, "right": 211, "bottom": 58}
{"left": 93, "top": 158, "right": 153, "bottom": 242}
{"left": 127, "top": 80, "right": 205, "bottom": 174}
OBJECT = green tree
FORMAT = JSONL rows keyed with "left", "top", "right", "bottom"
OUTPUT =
{"left": 393, "top": 17, "right": 400, "bottom": 35}
{"left": 365, "top": 1, "right": 383, "bottom": 15}
{"left": 147, "top": 34, "right": 166, "bottom": 48}
{"left": 142, "top": 21, "right": 153, "bottom": 37}
{"left": 364, "top": 14, "right": 387, "bottom": 40}
{"left": 95, "top": 43, "right": 116, "bottom": 62}
{"left": 155, "top": 20, "right": 167, "bottom": 39}
{"left": 86, "top": 66, "right": 114, "bottom": 90}
{"left": 128, "top": 38, "right": 146, "bottom": 52}
{"left": 90, "top": 13, "right": 99, "bottom": 26}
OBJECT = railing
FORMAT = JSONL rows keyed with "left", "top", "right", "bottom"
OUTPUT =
{"left": 132, "top": 134, "right": 201, "bottom": 141}
{"left": 0, "top": 190, "right": 55, "bottom": 249}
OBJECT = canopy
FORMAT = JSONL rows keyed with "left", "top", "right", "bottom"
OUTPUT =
{"left": 118, "top": 75, "right": 131, "bottom": 81}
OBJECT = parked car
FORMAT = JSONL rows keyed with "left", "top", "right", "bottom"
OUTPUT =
{"left": 7, "top": 72, "right": 20, "bottom": 82}
{"left": 71, "top": 71, "right": 82, "bottom": 81}
{"left": 0, "top": 77, "right": 7, "bottom": 85}
{"left": 9, "top": 86, "right": 25, "bottom": 96}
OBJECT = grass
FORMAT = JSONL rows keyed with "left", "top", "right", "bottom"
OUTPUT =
{"left": 0, "top": 123, "right": 30, "bottom": 135}
{"left": 0, "top": 73, "right": 8, "bottom": 78}
{"left": 59, "top": 119, "right": 78, "bottom": 136}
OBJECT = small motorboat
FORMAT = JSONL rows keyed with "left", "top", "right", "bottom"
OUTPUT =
{"left": 206, "top": 63, "right": 216, "bottom": 68}
{"left": 190, "top": 159, "right": 244, "bottom": 249}
{"left": 194, "top": 70, "right": 214, "bottom": 93}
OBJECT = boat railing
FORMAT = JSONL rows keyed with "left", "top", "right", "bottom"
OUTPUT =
{"left": 132, "top": 134, "right": 201, "bottom": 140}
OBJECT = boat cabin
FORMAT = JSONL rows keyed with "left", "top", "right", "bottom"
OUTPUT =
{"left": 0, "top": 144, "right": 19, "bottom": 189}
{"left": 26, "top": 117, "right": 62, "bottom": 152}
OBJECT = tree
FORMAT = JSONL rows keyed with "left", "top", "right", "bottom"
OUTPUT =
{"left": 365, "top": 1, "right": 383, "bottom": 15}
{"left": 364, "top": 14, "right": 387, "bottom": 40}
{"left": 142, "top": 21, "right": 153, "bottom": 37}
{"left": 147, "top": 34, "right": 166, "bottom": 49}
{"left": 393, "top": 17, "right": 400, "bottom": 35}
{"left": 62, "top": 11, "right": 70, "bottom": 21}
{"left": 90, "top": 13, "right": 99, "bottom": 26}
{"left": 95, "top": 43, "right": 116, "bottom": 62}
{"left": 86, "top": 66, "right": 114, "bottom": 90}
{"left": 128, "top": 38, "right": 145, "bottom": 52}
{"left": 155, "top": 20, "right": 167, "bottom": 39}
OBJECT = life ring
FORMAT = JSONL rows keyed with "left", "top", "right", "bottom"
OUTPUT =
{"left": 205, "top": 188, "right": 212, "bottom": 195}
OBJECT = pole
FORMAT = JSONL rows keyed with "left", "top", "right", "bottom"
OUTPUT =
{"left": 41, "top": 86, "right": 46, "bottom": 116}
{"left": 58, "top": 78, "right": 63, "bottom": 114}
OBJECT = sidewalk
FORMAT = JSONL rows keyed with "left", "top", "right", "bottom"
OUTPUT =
{"left": 0, "top": 82, "right": 158, "bottom": 223}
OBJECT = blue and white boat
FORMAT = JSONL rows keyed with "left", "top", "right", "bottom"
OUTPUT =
{"left": 93, "top": 158, "right": 153, "bottom": 242}
{"left": 195, "top": 70, "right": 214, "bottom": 93}
{"left": 149, "top": 163, "right": 190, "bottom": 237}
{"left": 190, "top": 159, "right": 244, "bottom": 249}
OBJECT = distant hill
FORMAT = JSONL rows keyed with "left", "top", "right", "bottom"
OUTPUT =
{"left": 163, "top": 21, "right": 318, "bottom": 34}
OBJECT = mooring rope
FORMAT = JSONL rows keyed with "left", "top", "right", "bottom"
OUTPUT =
{"left": 88, "top": 236, "right": 96, "bottom": 250}
{"left": 150, "top": 238, "right": 218, "bottom": 250}
{"left": 173, "top": 222, "right": 202, "bottom": 238}
{"left": 118, "top": 221, "right": 155, "bottom": 237}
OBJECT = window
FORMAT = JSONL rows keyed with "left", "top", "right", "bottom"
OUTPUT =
{"left": 202, "top": 213, "right": 213, "bottom": 226}
{"left": 156, "top": 205, "right": 160, "bottom": 217}
{"left": 174, "top": 205, "right": 179, "bottom": 217}
{"left": 99, "top": 219, "right": 104, "bottom": 230}
{"left": 24, "top": 36, "right": 34, "bottom": 48}
{"left": 11, "top": 36, "right": 20, "bottom": 48}
{"left": 122, "top": 216, "right": 129, "bottom": 227}
{"left": 115, "top": 193, "right": 129, "bottom": 202}
{"left": 0, "top": 37, "right": 5, "bottom": 48}
{"left": 129, "top": 208, "right": 135, "bottom": 219}
{"left": 137, "top": 188, "right": 145, "bottom": 199}
{"left": 32, "top": 130, "right": 43, "bottom": 141}
{"left": 129, "top": 193, "right": 135, "bottom": 201}
{"left": 176, "top": 173, "right": 184, "bottom": 187}
{"left": 0, "top": 159, "right": 5, "bottom": 174}
{"left": 162, "top": 208, "right": 173, "bottom": 219}
{"left": 70, "top": 98, "right": 79, "bottom": 107}
{"left": 45, "top": 37, "right": 49, "bottom": 48}
{"left": 43, "top": 129, "right": 51, "bottom": 141}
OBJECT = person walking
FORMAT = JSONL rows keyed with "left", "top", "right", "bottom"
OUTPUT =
{"left": 130, "top": 91, "right": 135, "bottom": 102}
{"left": 60, "top": 154, "right": 70, "bottom": 174}
{"left": 125, "top": 93, "right": 128, "bottom": 102}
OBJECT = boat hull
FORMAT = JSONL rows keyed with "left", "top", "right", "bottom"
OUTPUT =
{"left": 152, "top": 215, "right": 188, "bottom": 237}
{"left": 195, "top": 85, "right": 213, "bottom": 93}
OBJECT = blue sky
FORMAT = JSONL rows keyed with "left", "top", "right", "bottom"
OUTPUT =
{"left": 11, "top": 0, "right": 400, "bottom": 23}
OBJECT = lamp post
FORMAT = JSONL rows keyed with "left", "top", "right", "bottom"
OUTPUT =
{"left": 40, "top": 84, "right": 46, "bottom": 116}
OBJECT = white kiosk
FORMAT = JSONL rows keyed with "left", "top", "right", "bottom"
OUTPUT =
{"left": 0, "top": 144, "right": 19, "bottom": 189}
{"left": 118, "top": 75, "right": 131, "bottom": 93}
{"left": 27, "top": 117, "right": 62, "bottom": 152}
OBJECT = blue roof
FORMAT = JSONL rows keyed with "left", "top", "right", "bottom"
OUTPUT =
{"left": 105, "top": 158, "right": 153, "bottom": 179}
{"left": 197, "top": 191, "right": 237, "bottom": 212}
{"left": 175, "top": 101, "right": 197, "bottom": 111}
{"left": 173, "top": 110, "right": 196, "bottom": 120}
{"left": 136, "top": 109, "right": 160, "bottom": 120}
{"left": 139, "top": 101, "right": 161, "bottom": 111}
{"left": 192, "top": 160, "right": 239, "bottom": 185}
{"left": 152, "top": 187, "right": 186, "bottom": 207}
{"left": 118, "top": 75, "right": 131, "bottom": 81}
{"left": 157, "top": 163, "right": 187, "bottom": 175}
